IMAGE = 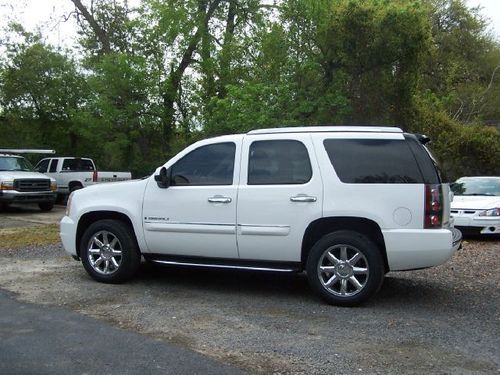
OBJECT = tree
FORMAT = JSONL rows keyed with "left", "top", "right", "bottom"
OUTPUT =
{"left": 422, "top": 0, "right": 500, "bottom": 124}
{"left": 0, "top": 26, "right": 87, "bottom": 152}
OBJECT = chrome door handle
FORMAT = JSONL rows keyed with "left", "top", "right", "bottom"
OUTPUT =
{"left": 208, "top": 196, "right": 232, "bottom": 204}
{"left": 290, "top": 195, "right": 317, "bottom": 203}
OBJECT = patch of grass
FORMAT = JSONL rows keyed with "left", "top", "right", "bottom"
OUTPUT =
{"left": 0, "top": 224, "right": 60, "bottom": 248}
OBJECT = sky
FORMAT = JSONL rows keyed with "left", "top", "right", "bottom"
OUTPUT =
{"left": 468, "top": 0, "right": 500, "bottom": 38}
{"left": 0, "top": 0, "right": 499, "bottom": 51}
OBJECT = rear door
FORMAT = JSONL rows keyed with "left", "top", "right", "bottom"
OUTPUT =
{"left": 236, "top": 133, "right": 323, "bottom": 262}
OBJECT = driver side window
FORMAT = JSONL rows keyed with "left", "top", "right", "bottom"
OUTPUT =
{"left": 171, "top": 142, "right": 235, "bottom": 186}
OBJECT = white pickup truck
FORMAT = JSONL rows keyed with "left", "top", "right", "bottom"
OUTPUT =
{"left": 35, "top": 157, "right": 131, "bottom": 195}
{"left": 60, "top": 126, "right": 462, "bottom": 306}
{"left": 0, "top": 150, "right": 57, "bottom": 211}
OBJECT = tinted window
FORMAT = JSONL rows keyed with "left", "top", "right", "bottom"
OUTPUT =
{"left": 49, "top": 159, "right": 58, "bottom": 173}
{"left": 248, "top": 140, "right": 312, "bottom": 185}
{"left": 35, "top": 159, "right": 49, "bottom": 173}
{"left": 62, "top": 159, "right": 95, "bottom": 171}
{"left": 404, "top": 134, "right": 440, "bottom": 184}
{"left": 324, "top": 139, "right": 423, "bottom": 183}
{"left": 171, "top": 142, "right": 235, "bottom": 186}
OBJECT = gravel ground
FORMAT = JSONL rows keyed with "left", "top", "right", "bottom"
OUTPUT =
{"left": 0, "top": 234, "right": 498, "bottom": 374}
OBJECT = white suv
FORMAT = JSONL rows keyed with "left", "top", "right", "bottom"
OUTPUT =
{"left": 60, "top": 126, "right": 462, "bottom": 305}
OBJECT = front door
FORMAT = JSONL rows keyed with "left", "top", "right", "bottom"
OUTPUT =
{"left": 142, "top": 140, "right": 240, "bottom": 258}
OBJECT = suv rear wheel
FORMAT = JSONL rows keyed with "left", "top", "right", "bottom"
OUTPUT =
{"left": 306, "top": 230, "right": 384, "bottom": 306}
{"left": 80, "top": 219, "right": 141, "bottom": 283}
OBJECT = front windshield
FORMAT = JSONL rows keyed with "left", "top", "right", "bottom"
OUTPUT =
{"left": 451, "top": 178, "right": 500, "bottom": 196}
{"left": 0, "top": 156, "right": 34, "bottom": 172}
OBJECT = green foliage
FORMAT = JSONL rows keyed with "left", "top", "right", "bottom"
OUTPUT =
{"left": 412, "top": 96, "right": 500, "bottom": 179}
{"left": 422, "top": 0, "right": 500, "bottom": 124}
{"left": 0, "top": 0, "right": 498, "bottom": 179}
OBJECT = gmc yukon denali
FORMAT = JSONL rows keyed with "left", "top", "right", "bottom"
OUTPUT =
{"left": 60, "top": 126, "right": 462, "bottom": 306}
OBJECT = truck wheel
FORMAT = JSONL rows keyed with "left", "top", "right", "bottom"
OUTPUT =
{"left": 39, "top": 202, "right": 54, "bottom": 212}
{"left": 69, "top": 183, "right": 83, "bottom": 193}
{"left": 80, "top": 219, "right": 140, "bottom": 283}
{"left": 306, "top": 230, "right": 384, "bottom": 306}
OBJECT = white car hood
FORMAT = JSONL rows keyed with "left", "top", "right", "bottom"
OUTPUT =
{"left": 0, "top": 171, "right": 55, "bottom": 181}
{"left": 451, "top": 195, "right": 500, "bottom": 210}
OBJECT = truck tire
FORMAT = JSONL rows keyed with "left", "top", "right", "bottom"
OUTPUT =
{"left": 69, "top": 183, "right": 83, "bottom": 193}
{"left": 80, "top": 219, "right": 141, "bottom": 283}
{"left": 39, "top": 202, "right": 54, "bottom": 212}
{"left": 306, "top": 230, "right": 384, "bottom": 306}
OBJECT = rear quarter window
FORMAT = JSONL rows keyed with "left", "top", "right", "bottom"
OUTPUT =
{"left": 323, "top": 139, "right": 423, "bottom": 183}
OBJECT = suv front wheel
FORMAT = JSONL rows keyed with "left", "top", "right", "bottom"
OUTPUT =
{"left": 80, "top": 219, "right": 141, "bottom": 283}
{"left": 306, "top": 230, "right": 384, "bottom": 306}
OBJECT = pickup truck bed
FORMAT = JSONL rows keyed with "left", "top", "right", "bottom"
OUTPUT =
{"left": 35, "top": 157, "right": 131, "bottom": 194}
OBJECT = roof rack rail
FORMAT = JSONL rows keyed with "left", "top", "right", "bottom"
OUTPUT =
{"left": 0, "top": 149, "right": 56, "bottom": 155}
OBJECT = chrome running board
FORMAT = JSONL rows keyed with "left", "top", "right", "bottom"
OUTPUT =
{"left": 148, "top": 258, "right": 300, "bottom": 273}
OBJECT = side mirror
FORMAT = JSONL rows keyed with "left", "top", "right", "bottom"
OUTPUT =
{"left": 154, "top": 167, "right": 171, "bottom": 188}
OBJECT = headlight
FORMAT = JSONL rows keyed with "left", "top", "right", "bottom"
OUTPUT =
{"left": 65, "top": 193, "right": 73, "bottom": 216}
{"left": 478, "top": 208, "right": 500, "bottom": 217}
{"left": 50, "top": 181, "right": 57, "bottom": 192}
{"left": 0, "top": 181, "right": 14, "bottom": 190}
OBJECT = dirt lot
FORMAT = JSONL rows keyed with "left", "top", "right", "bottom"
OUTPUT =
{"left": 0, "top": 204, "right": 499, "bottom": 374}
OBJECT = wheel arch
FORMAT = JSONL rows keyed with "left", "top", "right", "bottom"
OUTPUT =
{"left": 76, "top": 211, "right": 138, "bottom": 257}
{"left": 69, "top": 180, "right": 84, "bottom": 190}
{"left": 301, "top": 216, "right": 389, "bottom": 273}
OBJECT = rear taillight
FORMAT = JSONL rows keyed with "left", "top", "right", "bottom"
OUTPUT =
{"left": 424, "top": 184, "right": 443, "bottom": 228}
{"left": 92, "top": 170, "right": 98, "bottom": 182}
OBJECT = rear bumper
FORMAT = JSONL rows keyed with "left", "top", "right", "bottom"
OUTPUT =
{"left": 383, "top": 228, "right": 461, "bottom": 271}
{"left": 0, "top": 190, "right": 56, "bottom": 204}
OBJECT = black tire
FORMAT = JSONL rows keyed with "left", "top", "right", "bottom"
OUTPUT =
{"left": 306, "top": 230, "right": 384, "bottom": 306}
{"left": 80, "top": 219, "right": 141, "bottom": 283}
{"left": 39, "top": 202, "right": 54, "bottom": 212}
{"left": 69, "top": 183, "right": 83, "bottom": 193}
{"left": 0, "top": 203, "right": 9, "bottom": 212}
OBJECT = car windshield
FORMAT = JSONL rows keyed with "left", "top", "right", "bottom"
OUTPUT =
{"left": 451, "top": 178, "right": 500, "bottom": 196}
{"left": 0, "top": 156, "right": 34, "bottom": 172}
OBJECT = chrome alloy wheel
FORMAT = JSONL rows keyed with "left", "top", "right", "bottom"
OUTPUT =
{"left": 87, "top": 230, "right": 123, "bottom": 275}
{"left": 317, "top": 244, "right": 369, "bottom": 297}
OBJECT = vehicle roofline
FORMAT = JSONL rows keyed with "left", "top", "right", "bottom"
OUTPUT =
{"left": 247, "top": 126, "right": 403, "bottom": 135}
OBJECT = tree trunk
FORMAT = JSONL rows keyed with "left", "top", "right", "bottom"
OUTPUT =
{"left": 70, "top": 0, "right": 111, "bottom": 54}
{"left": 160, "top": 0, "right": 222, "bottom": 154}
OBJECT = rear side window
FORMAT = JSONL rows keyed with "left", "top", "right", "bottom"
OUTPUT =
{"left": 248, "top": 140, "right": 312, "bottom": 185}
{"left": 324, "top": 139, "right": 423, "bottom": 183}
{"left": 404, "top": 134, "right": 440, "bottom": 184}
{"left": 62, "top": 159, "right": 95, "bottom": 171}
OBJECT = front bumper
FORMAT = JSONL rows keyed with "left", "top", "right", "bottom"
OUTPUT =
{"left": 452, "top": 215, "right": 500, "bottom": 235}
{"left": 383, "top": 228, "right": 461, "bottom": 271}
{"left": 0, "top": 190, "right": 56, "bottom": 204}
{"left": 60, "top": 215, "right": 78, "bottom": 256}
